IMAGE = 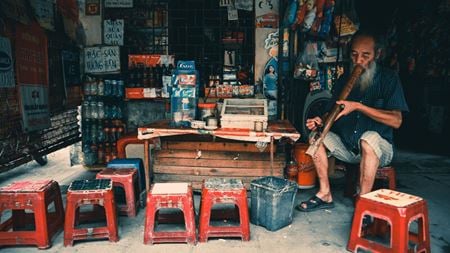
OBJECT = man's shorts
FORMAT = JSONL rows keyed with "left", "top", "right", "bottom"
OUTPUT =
{"left": 322, "top": 131, "right": 393, "bottom": 167}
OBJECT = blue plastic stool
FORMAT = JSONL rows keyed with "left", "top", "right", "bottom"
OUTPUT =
{"left": 107, "top": 158, "right": 145, "bottom": 193}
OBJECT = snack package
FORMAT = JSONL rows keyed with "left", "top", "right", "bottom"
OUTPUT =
{"left": 294, "top": 42, "right": 319, "bottom": 81}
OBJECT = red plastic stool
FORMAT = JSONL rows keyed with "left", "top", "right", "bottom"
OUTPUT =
{"left": 345, "top": 166, "right": 397, "bottom": 198}
{"left": 347, "top": 189, "right": 431, "bottom": 252}
{"left": 96, "top": 168, "right": 139, "bottom": 217}
{"left": 375, "top": 166, "right": 396, "bottom": 190}
{"left": 198, "top": 178, "right": 250, "bottom": 242}
{"left": 64, "top": 179, "right": 118, "bottom": 246}
{"left": 143, "top": 182, "right": 196, "bottom": 245}
{"left": 0, "top": 180, "right": 64, "bottom": 249}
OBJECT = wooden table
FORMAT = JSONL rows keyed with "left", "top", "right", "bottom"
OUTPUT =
{"left": 137, "top": 120, "right": 300, "bottom": 191}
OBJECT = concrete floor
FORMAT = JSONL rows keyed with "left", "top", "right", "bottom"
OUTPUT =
{"left": 0, "top": 147, "right": 449, "bottom": 253}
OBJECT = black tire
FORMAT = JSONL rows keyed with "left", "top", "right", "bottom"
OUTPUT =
{"left": 301, "top": 90, "right": 332, "bottom": 141}
{"left": 34, "top": 155, "right": 48, "bottom": 166}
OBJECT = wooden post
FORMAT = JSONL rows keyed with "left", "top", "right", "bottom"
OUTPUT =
{"left": 270, "top": 136, "right": 274, "bottom": 176}
{"left": 144, "top": 139, "right": 150, "bottom": 192}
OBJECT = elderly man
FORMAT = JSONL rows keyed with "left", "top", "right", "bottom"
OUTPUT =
{"left": 297, "top": 30, "right": 409, "bottom": 212}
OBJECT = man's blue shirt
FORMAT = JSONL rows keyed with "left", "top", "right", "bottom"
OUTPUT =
{"left": 328, "top": 65, "right": 409, "bottom": 153}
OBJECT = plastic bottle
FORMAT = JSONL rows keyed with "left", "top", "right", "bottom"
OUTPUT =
{"left": 90, "top": 101, "right": 98, "bottom": 119}
{"left": 89, "top": 78, "right": 97, "bottom": 95}
{"left": 97, "top": 101, "right": 105, "bottom": 119}
{"left": 117, "top": 80, "right": 124, "bottom": 97}
{"left": 104, "top": 79, "right": 111, "bottom": 96}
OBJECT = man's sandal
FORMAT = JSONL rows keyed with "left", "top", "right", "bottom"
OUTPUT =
{"left": 295, "top": 195, "right": 335, "bottom": 212}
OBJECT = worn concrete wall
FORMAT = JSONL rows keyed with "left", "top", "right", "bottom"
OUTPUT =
{"left": 78, "top": 0, "right": 103, "bottom": 46}
{"left": 126, "top": 101, "right": 167, "bottom": 133}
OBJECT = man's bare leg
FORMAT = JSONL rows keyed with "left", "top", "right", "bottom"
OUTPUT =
{"left": 305, "top": 143, "right": 332, "bottom": 205}
{"left": 359, "top": 140, "right": 380, "bottom": 195}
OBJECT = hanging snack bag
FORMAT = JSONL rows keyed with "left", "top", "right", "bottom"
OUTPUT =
{"left": 294, "top": 42, "right": 319, "bottom": 81}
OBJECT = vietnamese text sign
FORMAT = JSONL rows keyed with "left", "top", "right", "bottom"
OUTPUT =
{"left": 105, "top": 0, "right": 133, "bottom": 8}
{"left": 104, "top": 19, "right": 124, "bottom": 45}
{"left": 84, "top": 46, "right": 120, "bottom": 73}
{"left": 20, "top": 85, "right": 51, "bottom": 132}
{"left": 0, "top": 36, "right": 15, "bottom": 88}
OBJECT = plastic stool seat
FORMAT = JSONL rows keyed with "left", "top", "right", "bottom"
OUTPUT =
{"left": 96, "top": 168, "right": 139, "bottom": 217}
{"left": 198, "top": 178, "right": 250, "bottom": 242}
{"left": 152, "top": 182, "right": 189, "bottom": 194}
{"left": 347, "top": 189, "right": 431, "bottom": 252}
{"left": 0, "top": 180, "right": 64, "bottom": 249}
{"left": 144, "top": 183, "right": 196, "bottom": 245}
{"left": 64, "top": 179, "right": 118, "bottom": 246}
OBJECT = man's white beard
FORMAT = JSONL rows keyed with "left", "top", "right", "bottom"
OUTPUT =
{"left": 352, "top": 61, "right": 377, "bottom": 92}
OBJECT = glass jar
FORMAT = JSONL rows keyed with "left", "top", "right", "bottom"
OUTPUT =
{"left": 198, "top": 103, "right": 216, "bottom": 121}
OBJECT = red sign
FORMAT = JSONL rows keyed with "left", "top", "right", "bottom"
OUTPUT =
{"left": 128, "top": 54, "right": 175, "bottom": 68}
{"left": 15, "top": 21, "right": 49, "bottom": 87}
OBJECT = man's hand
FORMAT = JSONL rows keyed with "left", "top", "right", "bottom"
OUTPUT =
{"left": 335, "top": 100, "right": 361, "bottom": 121}
{"left": 306, "top": 116, "right": 323, "bottom": 131}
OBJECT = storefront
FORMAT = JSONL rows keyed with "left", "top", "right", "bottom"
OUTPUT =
{"left": 0, "top": 0, "right": 448, "bottom": 173}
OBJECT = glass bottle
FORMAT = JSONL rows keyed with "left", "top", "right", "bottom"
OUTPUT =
{"left": 110, "top": 127, "right": 117, "bottom": 143}
{"left": 111, "top": 143, "right": 118, "bottom": 160}
{"left": 97, "top": 123, "right": 105, "bottom": 143}
{"left": 104, "top": 142, "right": 112, "bottom": 163}
{"left": 103, "top": 121, "right": 110, "bottom": 142}
{"left": 97, "top": 144, "right": 105, "bottom": 164}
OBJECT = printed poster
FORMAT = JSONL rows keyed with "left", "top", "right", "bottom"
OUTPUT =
{"left": 0, "top": 36, "right": 15, "bottom": 88}
{"left": 19, "top": 85, "right": 51, "bottom": 132}
{"left": 255, "top": 0, "right": 279, "bottom": 119}
{"left": 15, "top": 22, "right": 49, "bottom": 87}
{"left": 15, "top": 22, "right": 50, "bottom": 132}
